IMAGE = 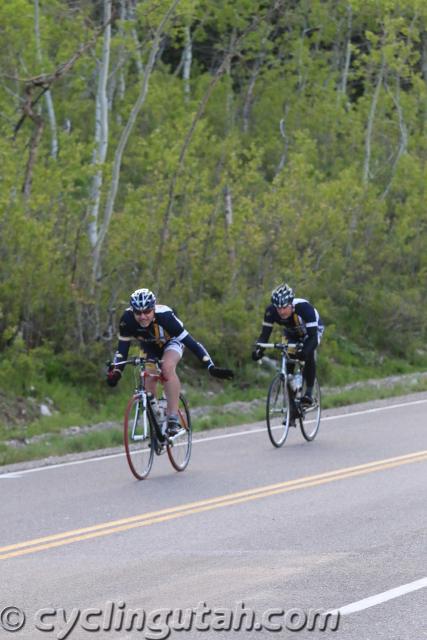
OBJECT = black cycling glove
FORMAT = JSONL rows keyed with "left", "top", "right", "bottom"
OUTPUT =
{"left": 251, "top": 346, "right": 265, "bottom": 361}
{"left": 106, "top": 368, "right": 122, "bottom": 387}
{"left": 208, "top": 365, "right": 234, "bottom": 380}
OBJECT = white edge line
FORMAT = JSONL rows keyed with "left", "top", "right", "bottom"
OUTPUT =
{"left": 327, "top": 576, "right": 427, "bottom": 616}
{"left": 1, "top": 398, "right": 426, "bottom": 478}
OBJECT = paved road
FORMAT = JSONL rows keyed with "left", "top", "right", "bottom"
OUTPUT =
{"left": 0, "top": 393, "right": 426, "bottom": 640}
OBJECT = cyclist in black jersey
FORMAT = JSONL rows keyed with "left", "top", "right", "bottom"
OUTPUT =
{"left": 107, "top": 288, "right": 234, "bottom": 436}
{"left": 252, "top": 283, "right": 324, "bottom": 409}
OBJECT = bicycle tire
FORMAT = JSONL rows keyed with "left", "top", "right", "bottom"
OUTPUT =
{"left": 167, "top": 394, "right": 192, "bottom": 471}
{"left": 300, "top": 378, "right": 321, "bottom": 442}
{"left": 124, "top": 395, "right": 154, "bottom": 480}
{"left": 266, "top": 374, "right": 290, "bottom": 448}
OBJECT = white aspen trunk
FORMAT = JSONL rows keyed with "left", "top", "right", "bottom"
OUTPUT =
{"left": 381, "top": 78, "right": 408, "bottom": 199}
{"left": 128, "top": 0, "right": 144, "bottom": 77}
{"left": 363, "top": 61, "right": 384, "bottom": 186}
{"left": 224, "top": 185, "right": 236, "bottom": 266}
{"left": 92, "top": 0, "right": 181, "bottom": 287}
{"left": 339, "top": 6, "right": 352, "bottom": 96}
{"left": 107, "top": 1, "right": 127, "bottom": 119}
{"left": 34, "top": 0, "right": 58, "bottom": 159}
{"left": 88, "top": 0, "right": 112, "bottom": 270}
{"left": 182, "top": 25, "right": 192, "bottom": 100}
{"left": 224, "top": 37, "right": 237, "bottom": 290}
{"left": 242, "top": 54, "right": 263, "bottom": 133}
{"left": 132, "top": 27, "right": 145, "bottom": 77}
{"left": 275, "top": 114, "right": 289, "bottom": 176}
{"left": 118, "top": 0, "right": 127, "bottom": 104}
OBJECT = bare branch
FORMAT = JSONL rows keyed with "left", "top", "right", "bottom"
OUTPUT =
{"left": 17, "top": 17, "right": 113, "bottom": 89}
{"left": 381, "top": 77, "right": 408, "bottom": 199}
{"left": 363, "top": 59, "right": 384, "bottom": 186}
{"left": 21, "top": 86, "right": 44, "bottom": 198}
{"left": 91, "top": 0, "right": 181, "bottom": 287}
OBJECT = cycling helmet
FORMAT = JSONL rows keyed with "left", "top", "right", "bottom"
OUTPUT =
{"left": 130, "top": 288, "right": 156, "bottom": 311}
{"left": 271, "top": 283, "right": 294, "bottom": 307}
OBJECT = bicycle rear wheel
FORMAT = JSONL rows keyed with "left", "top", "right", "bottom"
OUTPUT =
{"left": 167, "top": 394, "right": 192, "bottom": 471}
{"left": 124, "top": 395, "right": 154, "bottom": 480}
{"left": 266, "top": 374, "right": 290, "bottom": 448}
{"left": 300, "top": 378, "right": 321, "bottom": 441}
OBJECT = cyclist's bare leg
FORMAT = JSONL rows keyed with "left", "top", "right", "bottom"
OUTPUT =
{"left": 161, "top": 349, "right": 181, "bottom": 415}
{"left": 144, "top": 377, "right": 158, "bottom": 398}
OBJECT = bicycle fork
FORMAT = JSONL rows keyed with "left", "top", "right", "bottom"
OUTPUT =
{"left": 131, "top": 393, "right": 150, "bottom": 442}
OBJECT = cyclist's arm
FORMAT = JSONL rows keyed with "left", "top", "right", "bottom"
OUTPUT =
{"left": 257, "top": 306, "right": 275, "bottom": 343}
{"left": 301, "top": 329, "right": 318, "bottom": 358}
{"left": 181, "top": 333, "right": 214, "bottom": 367}
{"left": 157, "top": 309, "right": 214, "bottom": 367}
{"left": 112, "top": 338, "right": 131, "bottom": 371}
{"left": 296, "top": 302, "right": 320, "bottom": 358}
{"left": 112, "top": 313, "right": 133, "bottom": 370}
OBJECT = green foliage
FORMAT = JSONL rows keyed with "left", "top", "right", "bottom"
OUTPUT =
{"left": 0, "top": 0, "right": 426, "bottom": 414}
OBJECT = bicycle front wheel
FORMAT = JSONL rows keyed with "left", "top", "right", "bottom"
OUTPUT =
{"left": 167, "top": 394, "right": 192, "bottom": 472}
{"left": 266, "top": 374, "right": 291, "bottom": 448}
{"left": 124, "top": 395, "right": 154, "bottom": 480}
{"left": 300, "top": 378, "right": 321, "bottom": 441}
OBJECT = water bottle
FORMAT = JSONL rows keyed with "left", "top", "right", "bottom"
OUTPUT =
{"left": 148, "top": 395, "right": 158, "bottom": 415}
{"left": 294, "top": 372, "right": 303, "bottom": 396}
{"left": 157, "top": 397, "right": 167, "bottom": 424}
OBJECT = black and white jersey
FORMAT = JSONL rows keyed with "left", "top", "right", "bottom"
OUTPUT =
{"left": 258, "top": 298, "right": 324, "bottom": 348}
{"left": 114, "top": 305, "right": 212, "bottom": 368}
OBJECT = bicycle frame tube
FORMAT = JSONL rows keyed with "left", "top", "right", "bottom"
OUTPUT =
{"left": 130, "top": 392, "right": 150, "bottom": 441}
{"left": 280, "top": 351, "right": 288, "bottom": 377}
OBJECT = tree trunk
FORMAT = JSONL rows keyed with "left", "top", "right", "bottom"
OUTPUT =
{"left": 22, "top": 86, "right": 44, "bottom": 200}
{"left": 242, "top": 54, "right": 263, "bottom": 133}
{"left": 274, "top": 112, "right": 289, "bottom": 176}
{"left": 339, "top": 5, "right": 352, "bottom": 97}
{"left": 183, "top": 25, "right": 192, "bottom": 101}
{"left": 34, "top": 0, "right": 58, "bottom": 159}
{"left": 381, "top": 77, "right": 408, "bottom": 199}
{"left": 92, "top": 0, "right": 181, "bottom": 290}
{"left": 363, "top": 60, "right": 384, "bottom": 186}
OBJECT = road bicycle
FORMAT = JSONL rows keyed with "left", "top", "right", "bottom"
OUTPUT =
{"left": 113, "top": 356, "right": 192, "bottom": 480}
{"left": 256, "top": 342, "right": 321, "bottom": 447}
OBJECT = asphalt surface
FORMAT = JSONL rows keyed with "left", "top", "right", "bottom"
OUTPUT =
{"left": 0, "top": 392, "right": 426, "bottom": 640}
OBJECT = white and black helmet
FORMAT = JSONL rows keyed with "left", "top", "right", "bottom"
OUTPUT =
{"left": 271, "top": 283, "right": 294, "bottom": 307}
{"left": 130, "top": 288, "right": 156, "bottom": 311}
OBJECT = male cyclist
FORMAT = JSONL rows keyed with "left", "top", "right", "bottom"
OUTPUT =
{"left": 252, "top": 283, "right": 324, "bottom": 412}
{"left": 107, "top": 288, "right": 234, "bottom": 436}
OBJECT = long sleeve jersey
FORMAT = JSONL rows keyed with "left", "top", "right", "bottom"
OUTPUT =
{"left": 113, "top": 305, "right": 213, "bottom": 369}
{"left": 257, "top": 298, "right": 324, "bottom": 358}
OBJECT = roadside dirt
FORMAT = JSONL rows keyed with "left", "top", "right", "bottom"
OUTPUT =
{"left": 1, "top": 370, "right": 426, "bottom": 450}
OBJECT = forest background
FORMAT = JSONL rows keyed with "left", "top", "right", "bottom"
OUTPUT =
{"left": 0, "top": 0, "right": 426, "bottom": 458}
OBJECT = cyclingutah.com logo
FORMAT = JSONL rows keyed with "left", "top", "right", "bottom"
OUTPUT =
{"left": 1, "top": 601, "right": 340, "bottom": 638}
{"left": 1, "top": 606, "right": 26, "bottom": 632}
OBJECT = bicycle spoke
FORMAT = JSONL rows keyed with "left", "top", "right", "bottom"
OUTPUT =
{"left": 266, "top": 374, "right": 290, "bottom": 448}
{"left": 124, "top": 396, "right": 154, "bottom": 479}
{"left": 167, "top": 395, "right": 192, "bottom": 471}
{"left": 300, "top": 378, "right": 321, "bottom": 441}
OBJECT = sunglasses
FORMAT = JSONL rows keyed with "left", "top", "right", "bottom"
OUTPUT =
{"left": 133, "top": 308, "right": 154, "bottom": 316}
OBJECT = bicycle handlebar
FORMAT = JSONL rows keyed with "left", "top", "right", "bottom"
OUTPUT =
{"left": 107, "top": 356, "right": 161, "bottom": 368}
{"left": 256, "top": 342, "right": 300, "bottom": 350}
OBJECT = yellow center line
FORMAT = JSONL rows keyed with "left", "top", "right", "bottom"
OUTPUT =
{"left": 1, "top": 450, "right": 426, "bottom": 561}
